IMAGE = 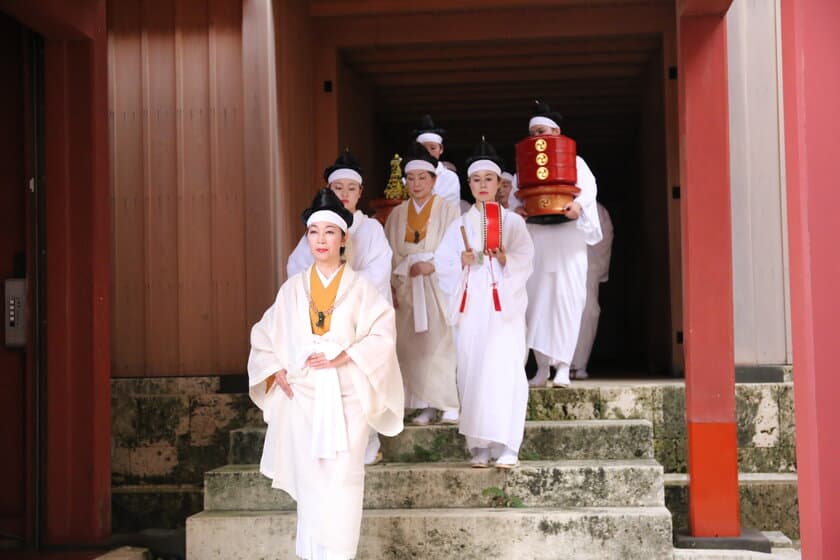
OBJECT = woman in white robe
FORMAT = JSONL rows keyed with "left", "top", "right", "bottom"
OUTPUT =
{"left": 385, "top": 142, "right": 460, "bottom": 425}
{"left": 287, "top": 151, "right": 393, "bottom": 303}
{"left": 435, "top": 140, "right": 535, "bottom": 468}
{"left": 571, "top": 202, "right": 614, "bottom": 379}
{"left": 249, "top": 189, "right": 404, "bottom": 560}
{"left": 413, "top": 114, "right": 462, "bottom": 209}
{"left": 524, "top": 104, "right": 603, "bottom": 388}
{"left": 287, "top": 152, "right": 393, "bottom": 465}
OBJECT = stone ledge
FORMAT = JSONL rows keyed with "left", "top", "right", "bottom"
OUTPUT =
{"left": 229, "top": 419, "right": 655, "bottom": 464}
{"left": 187, "top": 506, "right": 674, "bottom": 560}
{"left": 204, "top": 459, "right": 664, "bottom": 511}
{"left": 664, "top": 473, "right": 799, "bottom": 539}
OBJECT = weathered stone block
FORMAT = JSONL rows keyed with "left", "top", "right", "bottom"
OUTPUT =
{"left": 665, "top": 473, "right": 799, "bottom": 539}
{"left": 600, "top": 385, "right": 663, "bottom": 427}
{"left": 204, "top": 460, "right": 664, "bottom": 511}
{"left": 128, "top": 445, "right": 179, "bottom": 479}
{"left": 526, "top": 387, "right": 601, "bottom": 421}
{"left": 113, "top": 484, "right": 203, "bottom": 532}
{"left": 660, "top": 385, "right": 687, "bottom": 439}
{"left": 187, "top": 507, "right": 674, "bottom": 560}
{"left": 229, "top": 420, "right": 655, "bottom": 466}
{"left": 133, "top": 396, "right": 190, "bottom": 447}
{"left": 736, "top": 384, "right": 780, "bottom": 448}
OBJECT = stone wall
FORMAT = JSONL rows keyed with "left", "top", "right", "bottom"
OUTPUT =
{"left": 527, "top": 382, "right": 796, "bottom": 474}
{"left": 112, "top": 376, "right": 257, "bottom": 531}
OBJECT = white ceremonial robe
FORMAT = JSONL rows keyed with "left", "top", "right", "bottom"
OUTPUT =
{"left": 248, "top": 266, "right": 404, "bottom": 560}
{"left": 435, "top": 205, "right": 535, "bottom": 454}
{"left": 385, "top": 197, "right": 460, "bottom": 411}
{"left": 525, "top": 156, "right": 603, "bottom": 381}
{"left": 433, "top": 162, "right": 462, "bottom": 210}
{"left": 572, "top": 203, "right": 614, "bottom": 371}
{"left": 287, "top": 210, "right": 393, "bottom": 303}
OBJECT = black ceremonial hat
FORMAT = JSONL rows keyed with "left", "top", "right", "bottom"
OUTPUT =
{"left": 301, "top": 187, "right": 355, "bottom": 229}
{"left": 464, "top": 136, "right": 505, "bottom": 169}
{"left": 323, "top": 149, "right": 364, "bottom": 183}
{"left": 411, "top": 114, "right": 447, "bottom": 141}
{"left": 531, "top": 100, "right": 564, "bottom": 126}
{"left": 402, "top": 141, "right": 439, "bottom": 173}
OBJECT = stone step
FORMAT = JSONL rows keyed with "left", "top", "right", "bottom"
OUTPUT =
{"left": 187, "top": 506, "right": 673, "bottom": 560}
{"left": 204, "top": 459, "right": 664, "bottom": 511}
{"left": 673, "top": 548, "right": 800, "bottom": 559}
{"left": 228, "top": 419, "right": 654, "bottom": 464}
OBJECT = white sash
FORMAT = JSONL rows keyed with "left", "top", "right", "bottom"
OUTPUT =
{"left": 394, "top": 252, "right": 435, "bottom": 332}
{"left": 294, "top": 338, "right": 349, "bottom": 460}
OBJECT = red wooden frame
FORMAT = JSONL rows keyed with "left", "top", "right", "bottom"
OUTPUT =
{"left": 0, "top": 0, "right": 111, "bottom": 545}
{"left": 781, "top": 0, "right": 840, "bottom": 556}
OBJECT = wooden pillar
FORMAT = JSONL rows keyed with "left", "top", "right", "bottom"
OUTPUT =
{"left": 781, "top": 0, "right": 840, "bottom": 557}
{"left": 42, "top": 16, "right": 111, "bottom": 545}
{"left": 677, "top": 4, "right": 740, "bottom": 537}
{"left": 0, "top": 0, "right": 112, "bottom": 544}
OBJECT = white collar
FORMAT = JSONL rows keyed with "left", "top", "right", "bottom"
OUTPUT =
{"left": 314, "top": 264, "right": 343, "bottom": 288}
{"left": 412, "top": 197, "right": 432, "bottom": 213}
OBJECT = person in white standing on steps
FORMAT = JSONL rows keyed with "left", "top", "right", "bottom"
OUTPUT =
{"left": 412, "top": 114, "right": 463, "bottom": 210}
{"left": 523, "top": 101, "right": 603, "bottom": 389}
{"left": 286, "top": 150, "right": 394, "bottom": 465}
{"left": 385, "top": 142, "right": 461, "bottom": 427}
{"left": 571, "top": 202, "right": 614, "bottom": 380}
{"left": 249, "top": 188, "right": 404, "bottom": 560}
{"left": 435, "top": 137, "right": 534, "bottom": 469}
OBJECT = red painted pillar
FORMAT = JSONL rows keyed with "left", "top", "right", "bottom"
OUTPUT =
{"left": 42, "top": 19, "right": 112, "bottom": 544}
{"left": 678, "top": 12, "right": 740, "bottom": 537}
{"left": 781, "top": 1, "right": 840, "bottom": 557}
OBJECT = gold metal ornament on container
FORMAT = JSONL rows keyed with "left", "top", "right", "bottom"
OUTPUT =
{"left": 535, "top": 153, "right": 549, "bottom": 166}
{"left": 536, "top": 167, "right": 549, "bottom": 180}
{"left": 534, "top": 138, "right": 547, "bottom": 152}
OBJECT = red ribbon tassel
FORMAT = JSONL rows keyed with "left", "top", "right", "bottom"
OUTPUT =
{"left": 460, "top": 269, "right": 469, "bottom": 313}
{"left": 492, "top": 284, "right": 501, "bottom": 311}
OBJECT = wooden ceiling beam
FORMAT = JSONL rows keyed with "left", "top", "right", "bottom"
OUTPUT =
{"left": 315, "top": 4, "right": 673, "bottom": 48}
{"left": 342, "top": 36, "right": 661, "bottom": 64}
{"left": 374, "top": 65, "right": 642, "bottom": 87}
{"left": 310, "top": 0, "right": 670, "bottom": 18}
{"left": 354, "top": 52, "right": 653, "bottom": 75}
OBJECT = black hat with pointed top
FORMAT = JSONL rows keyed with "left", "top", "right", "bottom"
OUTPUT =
{"left": 412, "top": 114, "right": 447, "bottom": 142}
{"left": 323, "top": 148, "right": 364, "bottom": 183}
{"left": 531, "top": 99, "right": 563, "bottom": 127}
{"left": 402, "top": 141, "right": 439, "bottom": 174}
{"left": 465, "top": 135, "right": 505, "bottom": 169}
{"left": 301, "top": 187, "right": 354, "bottom": 230}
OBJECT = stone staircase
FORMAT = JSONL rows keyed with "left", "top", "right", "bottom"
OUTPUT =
{"left": 187, "top": 415, "right": 675, "bottom": 558}
{"left": 186, "top": 381, "right": 801, "bottom": 559}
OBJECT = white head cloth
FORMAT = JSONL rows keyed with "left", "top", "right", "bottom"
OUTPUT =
{"left": 306, "top": 209, "right": 348, "bottom": 232}
{"left": 327, "top": 168, "right": 363, "bottom": 185}
{"left": 467, "top": 159, "right": 502, "bottom": 177}
{"left": 501, "top": 171, "right": 514, "bottom": 182}
{"left": 529, "top": 116, "right": 560, "bottom": 130}
{"left": 415, "top": 132, "right": 443, "bottom": 145}
{"left": 404, "top": 159, "right": 437, "bottom": 174}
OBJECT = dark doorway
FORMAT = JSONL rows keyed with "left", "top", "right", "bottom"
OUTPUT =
{"left": 336, "top": 33, "right": 675, "bottom": 376}
{"left": 0, "top": 12, "right": 44, "bottom": 548}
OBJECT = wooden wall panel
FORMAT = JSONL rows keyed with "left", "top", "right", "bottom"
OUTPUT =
{"left": 109, "top": 0, "right": 255, "bottom": 376}
{"left": 209, "top": 0, "right": 247, "bottom": 371}
{"left": 109, "top": 0, "right": 147, "bottom": 375}
{"left": 274, "top": 0, "right": 316, "bottom": 262}
{"left": 175, "top": 0, "right": 214, "bottom": 373}
{"left": 242, "top": 0, "right": 281, "bottom": 325}
{"left": 142, "top": 0, "right": 180, "bottom": 373}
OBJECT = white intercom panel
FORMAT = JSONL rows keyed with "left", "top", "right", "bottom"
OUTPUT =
{"left": 4, "top": 278, "right": 26, "bottom": 348}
